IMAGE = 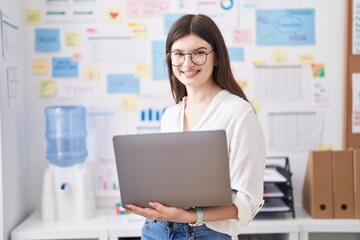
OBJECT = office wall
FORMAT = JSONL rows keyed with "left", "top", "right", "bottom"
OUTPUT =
{"left": 22, "top": 0, "right": 344, "bottom": 211}
{"left": 0, "top": 0, "right": 31, "bottom": 240}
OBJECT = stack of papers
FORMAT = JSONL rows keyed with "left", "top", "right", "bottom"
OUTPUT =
{"left": 260, "top": 198, "right": 290, "bottom": 212}
{"left": 264, "top": 168, "right": 287, "bottom": 182}
{"left": 264, "top": 183, "right": 284, "bottom": 197}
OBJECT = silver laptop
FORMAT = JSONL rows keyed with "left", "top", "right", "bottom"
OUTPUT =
{"left": 113, "top": 130, "right": 232, "bottom": 209}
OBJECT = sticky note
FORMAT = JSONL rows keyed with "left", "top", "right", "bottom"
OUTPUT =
{"left": 52, "top": 57, "right": 79, "bottom": 78}
{"left": 25, "top": 9, "right": 41, "bottom": 25}
{"left": 35, "top": 28, "right": 60, "bottom": 52}
{"left": 32, "top": 59, "right": 49, "bottom": 74}
{"left": 250, "top": 99, "right": 261, "bottom": 113}
{"left": 84, "top": 67, "right": 100, "bottom": 81}
{"left": 233, "top": 29, "right": 252, "bottom": 45}
{"left": 272, "top": 50, "right": 287, "bottom": 65}
{"left": 120, "top": 95, "right": 137, "bottom": 112}
{"left": 65, "top": 32, "right": 80, "bottom": 47}
{"left": 236, "top": 79, "right": 248, "bottom": 91}
{"left": 107, "top": 74, "right": 139, "bottom": 93}
{"left": 128, "top": 22, "right": 148, "bottom": 38}
{"left": 38, "top": 80, "right": 55, "bottom": 97}
{"left": 318, "top": 144, "right": 333, "bottom": 151}
{"left": 135, "top": 63, "right": 150, "bottom": 78}
{"left": 228, "top": 47, "right": 244, "bottom": 62}
{"left": 312, "top": 63, "right": 325, "bottom": 77}
{"left": 299, "top": 54, "right": 314, "bottom": 65}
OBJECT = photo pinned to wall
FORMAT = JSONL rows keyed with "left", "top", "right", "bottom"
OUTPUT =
{"left": 1, "top": 10, "right": 20, "bottom": 61}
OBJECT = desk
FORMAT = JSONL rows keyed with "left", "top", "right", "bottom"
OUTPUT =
{"left": 11, "top": 210, "right": 108, "bottom": 240}
{"left": 11, "top": 207, "right": 360, "bottom": 240}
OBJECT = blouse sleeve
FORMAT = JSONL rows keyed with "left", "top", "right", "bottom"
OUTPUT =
{"left": 205, "top": 108, "right": 266, "bottom": 236}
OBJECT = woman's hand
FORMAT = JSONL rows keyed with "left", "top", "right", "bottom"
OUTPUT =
{"left": 126, "top": 202, "right": 196, "bottom": 223}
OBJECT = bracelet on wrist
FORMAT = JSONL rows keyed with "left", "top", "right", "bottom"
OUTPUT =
{"left": 189, "top": 207, "right": 204, "bottom": 226}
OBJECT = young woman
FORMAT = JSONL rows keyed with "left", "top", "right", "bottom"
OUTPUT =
{"left": 126, "top": 14, "right": 266, "bottom": 240}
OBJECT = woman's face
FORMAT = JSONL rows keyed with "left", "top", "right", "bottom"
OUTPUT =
{"left": 170, "top": 34, "right": 215, "bottom": 89}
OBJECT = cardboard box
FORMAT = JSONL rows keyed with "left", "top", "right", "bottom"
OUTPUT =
{"left": 332, "top": 150, "right": 355, "bottom": 218}
{"left": 302, "top": 151, "right": 334, "bottom": 218}
{"left": 354, "top": 149, "right": 360, "bottom": 219}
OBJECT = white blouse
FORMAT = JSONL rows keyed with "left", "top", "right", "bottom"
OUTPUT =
{"left": 160, "top": 90, "right": 266, "bottom": 237}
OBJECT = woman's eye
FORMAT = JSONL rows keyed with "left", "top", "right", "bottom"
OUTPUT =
{"left": 193, "top": 51, "right": 206, "bottom": 55}
{"left": 173, "top": 52, "right": 184, "bottom": 56}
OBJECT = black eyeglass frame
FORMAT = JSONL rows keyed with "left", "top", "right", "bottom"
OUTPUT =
{"left": 169, "top": 49, "right": 214, "bottom": 67}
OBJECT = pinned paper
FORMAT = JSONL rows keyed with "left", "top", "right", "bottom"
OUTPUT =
{"left": 125, "top": 0, "right": 170, "bottom": 18}
{"left": 128, "top": 22, "right": 148, "bottom": 38}
{"left": 233, "top": 29, "right": 252, "bottom": 45}
{"left": 250, "top": 99, "right": 261, "bottom": 113}
{"left": 228, "top": 47, "right": 244, "bottom": 62}
{"left": 32, "top": 59, "right": 49, "bottom": 74}
{"left": 317, "top": 144, "right": 333, "bottom": 151}
{"left": 135, "top": 63, "right": 150, "bottom": 78}
{"left": 311, "top": 63, "right": 325, "bottom": 77}
{"left": 25, "top": 9, "right": 41, "bottom": 25}
{"left": 272, "top": 50, "right": 287, "bottom": 65}
{"left": 38, "top": 80, "right": 55, "bottom": 97}
{"left": 299, "top": 54, "right": 314, "bottom": 65}
{"left": 120, "top": 95, "right": 137, "bottom": 112}
{"left": 84, "top": 67, "right": 100, "bottom": 81}
{"left": 107, "top": 74, "right": 139, "bottom": 93}
{"left": 35, "top": 28, "right": 60, "bottom": 52}
{"left": 52, "top": 57, "right": 79, "bottom": 78}
{"left": 107, "top": 8, "right": 121, "bottom": 23}
{"left": 236, "top": 79, "right": 248, "bottom": 91}
{"left": 65, "top": 32, "right": 80, "bottom": 47}
{"left": 312, "top": 79, "right": 329, "bottom": 106}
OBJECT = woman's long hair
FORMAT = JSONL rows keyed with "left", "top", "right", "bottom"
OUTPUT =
{"left": 165, "top": 14, "right": 249, "bottom": 104}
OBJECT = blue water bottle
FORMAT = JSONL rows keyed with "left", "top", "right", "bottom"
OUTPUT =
{"left": 45, "top": 106, "right": 88, "bottom": 167}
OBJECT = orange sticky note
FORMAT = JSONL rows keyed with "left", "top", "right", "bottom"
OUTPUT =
{"left": 32, "top": 59, "right": 49, "bottom": 75}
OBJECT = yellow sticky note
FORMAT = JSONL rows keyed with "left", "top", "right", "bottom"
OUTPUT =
{"left": 120, "top": 95, "right": 137, "bottom": 112}
{"left": 128, "top": 22, "right": 148, "bottom": 38}
{"left": 38, "top": 80, "right": 55, "bottom": 97}
{"left": 236, "top": 79, "right": 248, "bottom": 91}
{"left": 252, "top": 60, "right": 264, "bottom": 65}
{"left": 317, "top": 144, "right": 333, "bottom": 151}
{"left": 250, "top": 99, "right": 261, "bottom": 113}
{"left": 299, "top": 54, "right": 314, "bottom": 65}
{"left": 32, "top": 59, "right": 49, "bottom": 75}
{"left": 272, "top": 50, "right": 287, "bottom": 65}
{"left": 135, "top": 63, "right": 150, "bottom": 78}
{"left": 65, "top": 33, "right": 80, "bottom": 47}
{"left": 107, "top": 8, "right": 121, "bottom": 23}
{"left": 84, "top": 67, "right": 100, "bottom": 82}
{"left": 25, "top": 9, "right": 41, "bottom": 25}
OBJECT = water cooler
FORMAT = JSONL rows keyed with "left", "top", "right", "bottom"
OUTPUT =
{"left": 41, "top": 106, "right": 96, "bottom": 221}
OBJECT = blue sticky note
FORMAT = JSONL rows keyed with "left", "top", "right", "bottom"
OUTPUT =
{"left": 52, "top": 57, "right": 79, "bottom": 78}
{"left": 152, "top": 41, "right": 168, "bottom": 81}
{"left": 227, "top": 47, "right": 244, "bottom": 62}
{"left": 164, "top": 13, "right": 184, "bottom": 35}
{"left": 35, "top": 28, "right": 60, "bottom": 52}
{"left": 256, "top": 9, "right": 315, "bottom": 45}
{"left": 107, "top": 74, "right": 139, "bottom": 93}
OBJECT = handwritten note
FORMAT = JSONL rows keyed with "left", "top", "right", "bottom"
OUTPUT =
{"left": 52, "top": 57, "right": 79, "bottom": 78}
{"left": 25, "top": 9, "right": 41, "bottom": 25}
{"left": 58, "top": 83, "right": 100, "bottom": 98}
{"left": 65, "top": 32, "right": 80, "bottom": 47}
{"left": 35, "top": 28, "right": 60, "bottom": 52}
{"left": 233, "top": 29, "right": 252, "bottom": 45}
{"left": 38, "top": 80, "right": 55, "bottom": 97}
{"left": 32, "top": 59, "right": 49, "bottom": 74}
{"left": 125, "top": 0, "right": 169, "bottom": 18}
{"left": 84, "top": 67, "right": 100, "bottom": 81}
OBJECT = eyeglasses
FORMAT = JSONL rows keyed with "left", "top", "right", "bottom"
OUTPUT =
{"left": 170, "top": 49, "right": 214, "bottom": 67}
